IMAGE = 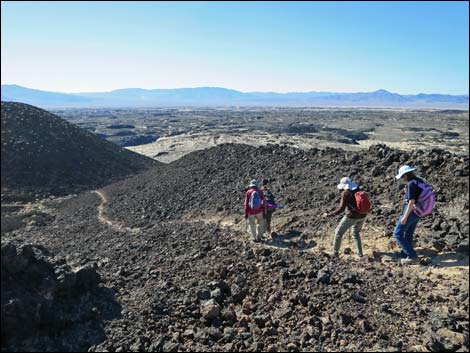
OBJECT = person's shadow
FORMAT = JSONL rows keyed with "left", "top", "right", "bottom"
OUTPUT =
{"left": 427, "top": 252, "right": 469, "bottom": 268}
{"left": 374, "top": 248, "right": 469, "bottom": 268}
{"left": 264, "top": 229, "right": 317, "bottom": 251}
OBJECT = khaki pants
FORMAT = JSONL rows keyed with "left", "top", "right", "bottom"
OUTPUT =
{"left": 248, "top": 213, "right": 265, "bottom": 240}
{"left": 333, "top": 216, "right": 365, "bottom": 256}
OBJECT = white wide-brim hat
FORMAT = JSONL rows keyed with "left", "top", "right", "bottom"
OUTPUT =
{"left": 337, "top": 177, "right": 358, "bottom": 191}
{"left": 396, "top": 165, "right": 416, "bottom": 179}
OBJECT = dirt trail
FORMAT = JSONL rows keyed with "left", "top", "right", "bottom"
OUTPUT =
{"left": 183, "top": 211, "right": 469, "bottom": 286}
{"left": 93, "top": 190, "right": 141, "bottom": 234}
{"left": 92, "top": 195, "right": 468, "bottom": 287}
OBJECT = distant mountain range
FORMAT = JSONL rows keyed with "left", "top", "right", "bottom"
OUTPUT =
{"left": 1, "top": 84, "right": 468, "bottom": 108}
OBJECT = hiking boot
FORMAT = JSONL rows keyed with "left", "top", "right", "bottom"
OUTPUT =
{"left": 401, "top": 256, "right": 418, "bottom": 265}
{"left": 390, "top": 251, "right": 407, "bottom": 259}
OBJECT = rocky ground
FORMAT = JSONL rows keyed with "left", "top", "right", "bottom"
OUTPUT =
{"left": 104, "top": 143, "right": 469, "bottom": 253}
{"left": 1, "top": 242, "right": 121, "bottom": 352}
{"left": 2, "top": 143, "right": 468, "bottom": 352}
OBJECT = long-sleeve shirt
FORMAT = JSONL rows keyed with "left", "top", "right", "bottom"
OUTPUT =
{"left": 244, "top": 187, "right": 266, "bottom": 215}
{"left": 328, "top": 190, "right": 366, "bottom": 219}
{"left": 404, "top": 177, "right": 423, "bottom": 203}
{"left": 266, "top": 202, "right": 282, "bottom": 210}
{"left": 402, "top": 177, "right": 425, "bottom": 214}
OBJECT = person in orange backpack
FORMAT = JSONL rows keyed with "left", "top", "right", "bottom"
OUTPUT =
{"left": 323, "top": 177, "right": 371, "bottom": 258}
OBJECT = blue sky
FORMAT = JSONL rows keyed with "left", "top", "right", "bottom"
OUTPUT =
{"left": 1, "top": 1, "right": 468, "bottom": 94}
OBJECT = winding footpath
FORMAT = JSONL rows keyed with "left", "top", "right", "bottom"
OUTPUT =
{"left": 91, "top": 191, "right": 468, "bottom": 282}
{"left": 93, "top": 190, "right": 141, "bottom": 234}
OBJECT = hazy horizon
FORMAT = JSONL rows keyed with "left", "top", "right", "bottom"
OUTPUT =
{"left": 2, "top": 83, "right": 468, "bottom": 96}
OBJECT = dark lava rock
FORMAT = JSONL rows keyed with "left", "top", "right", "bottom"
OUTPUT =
{"left": 200, "top": 299, "right": 221, "bottom": 320}
{"left": 456, "top": 242, "right": 469, "bottom": 254}
{"left": 316, "top": 269, "right": 331, "bottom": 284}
{"left": 230, "top": 283, "right": 247, "bottom": 303}
{"left": 1, "top": 102, "right": 158, "bottom": 201}
{"left": 98, "top": 142, "right": 468, "bottom": 252}
{"left": 342, "top": 272, "right": 363, "bottom": 284}
{"left": 351, "top": 292, "right": 367, "bottom": 304}
{"left": 106, "top": 124, "right": 135, "bottom": 129}
{"left": 425, "top": 336, "right": 446, "bottom": 352}
{"left": 1, "top": 242, "right": 120, "bottom": 352}
{"left": 3, "top": 141, "right": 469, "bottom": 352}
{"left": 432, "top": 240, "right": 447, "bottom": 252}
{"left": 75, "top": 264, "right": 102, "bottom": 291}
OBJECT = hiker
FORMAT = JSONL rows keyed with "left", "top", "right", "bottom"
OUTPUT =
{"left": 261, "top": 179, "right": 284, "bottom": 234}
{"left": 244, "top": 179, "right": 266, "bottom": 242}
{"left": 393, "top": 165, "right": 435, "bottom": 264}
{"left": 323, "top": 177, "right": 370, "bottom": 258}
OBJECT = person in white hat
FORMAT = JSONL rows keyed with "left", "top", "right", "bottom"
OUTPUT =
{"left": 336, "top": 177, "right": 359, "bottom": 192}
{"left": 244, "top": 179, "right": 267, "bottom": 242}
{"left": 393, "top": 165, "right": 421, "bottom": 264}
{"left": 323, "top": 177, "right": 367, "bottom": 258}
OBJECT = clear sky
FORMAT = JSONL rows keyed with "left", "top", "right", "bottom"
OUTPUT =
{"left": 1, "top": 1, "right": 469, "bottom": 94}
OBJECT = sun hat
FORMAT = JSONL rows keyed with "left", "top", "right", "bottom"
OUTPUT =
{"left": 395, "top": 165, "right": 416, "bottom": 179}
{"left": 249, "top": 179, "right": 259, "bottom": 187}
{"left": 337, "top": 177, "right": 358, "bottom": 191}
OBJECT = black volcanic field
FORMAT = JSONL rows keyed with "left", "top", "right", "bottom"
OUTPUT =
{"left": 1, "top": 102, "right": 469, "bottom": 352}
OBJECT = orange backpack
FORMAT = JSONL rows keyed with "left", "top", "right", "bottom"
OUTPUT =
{"left": 355, "top": 191, "right": 371, "bottom": 214}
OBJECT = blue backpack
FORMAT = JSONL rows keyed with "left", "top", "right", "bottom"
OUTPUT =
{"left": 249, "top": 189, "right": 262, "bottom": 210}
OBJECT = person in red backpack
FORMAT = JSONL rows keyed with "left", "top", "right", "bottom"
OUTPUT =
{"left": 323, "top": 177, "right": 369, "bottom": 258}
{"left": 244, "top": 179, "right": 267, "bottom": 242}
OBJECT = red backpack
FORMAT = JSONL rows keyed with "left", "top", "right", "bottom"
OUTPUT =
{"left": 354, "top": 191, "right": 371, "bottom": 214}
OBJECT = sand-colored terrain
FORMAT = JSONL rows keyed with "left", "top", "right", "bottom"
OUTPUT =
{"left": 126, "top": 132, "right": 366, "bottom": 163}
{"left": 53, "top": 107, "right": 468, "bottom": 163}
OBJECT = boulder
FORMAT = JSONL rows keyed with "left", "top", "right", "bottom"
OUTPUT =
{"left": 316, "top": 269, "right": 331, "bottom": 284}
{"left": 75, "top": 265, "right": 101, "bottom": 292}
{"left": 200, "top": 299, "right": 221, "bottom": 320}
